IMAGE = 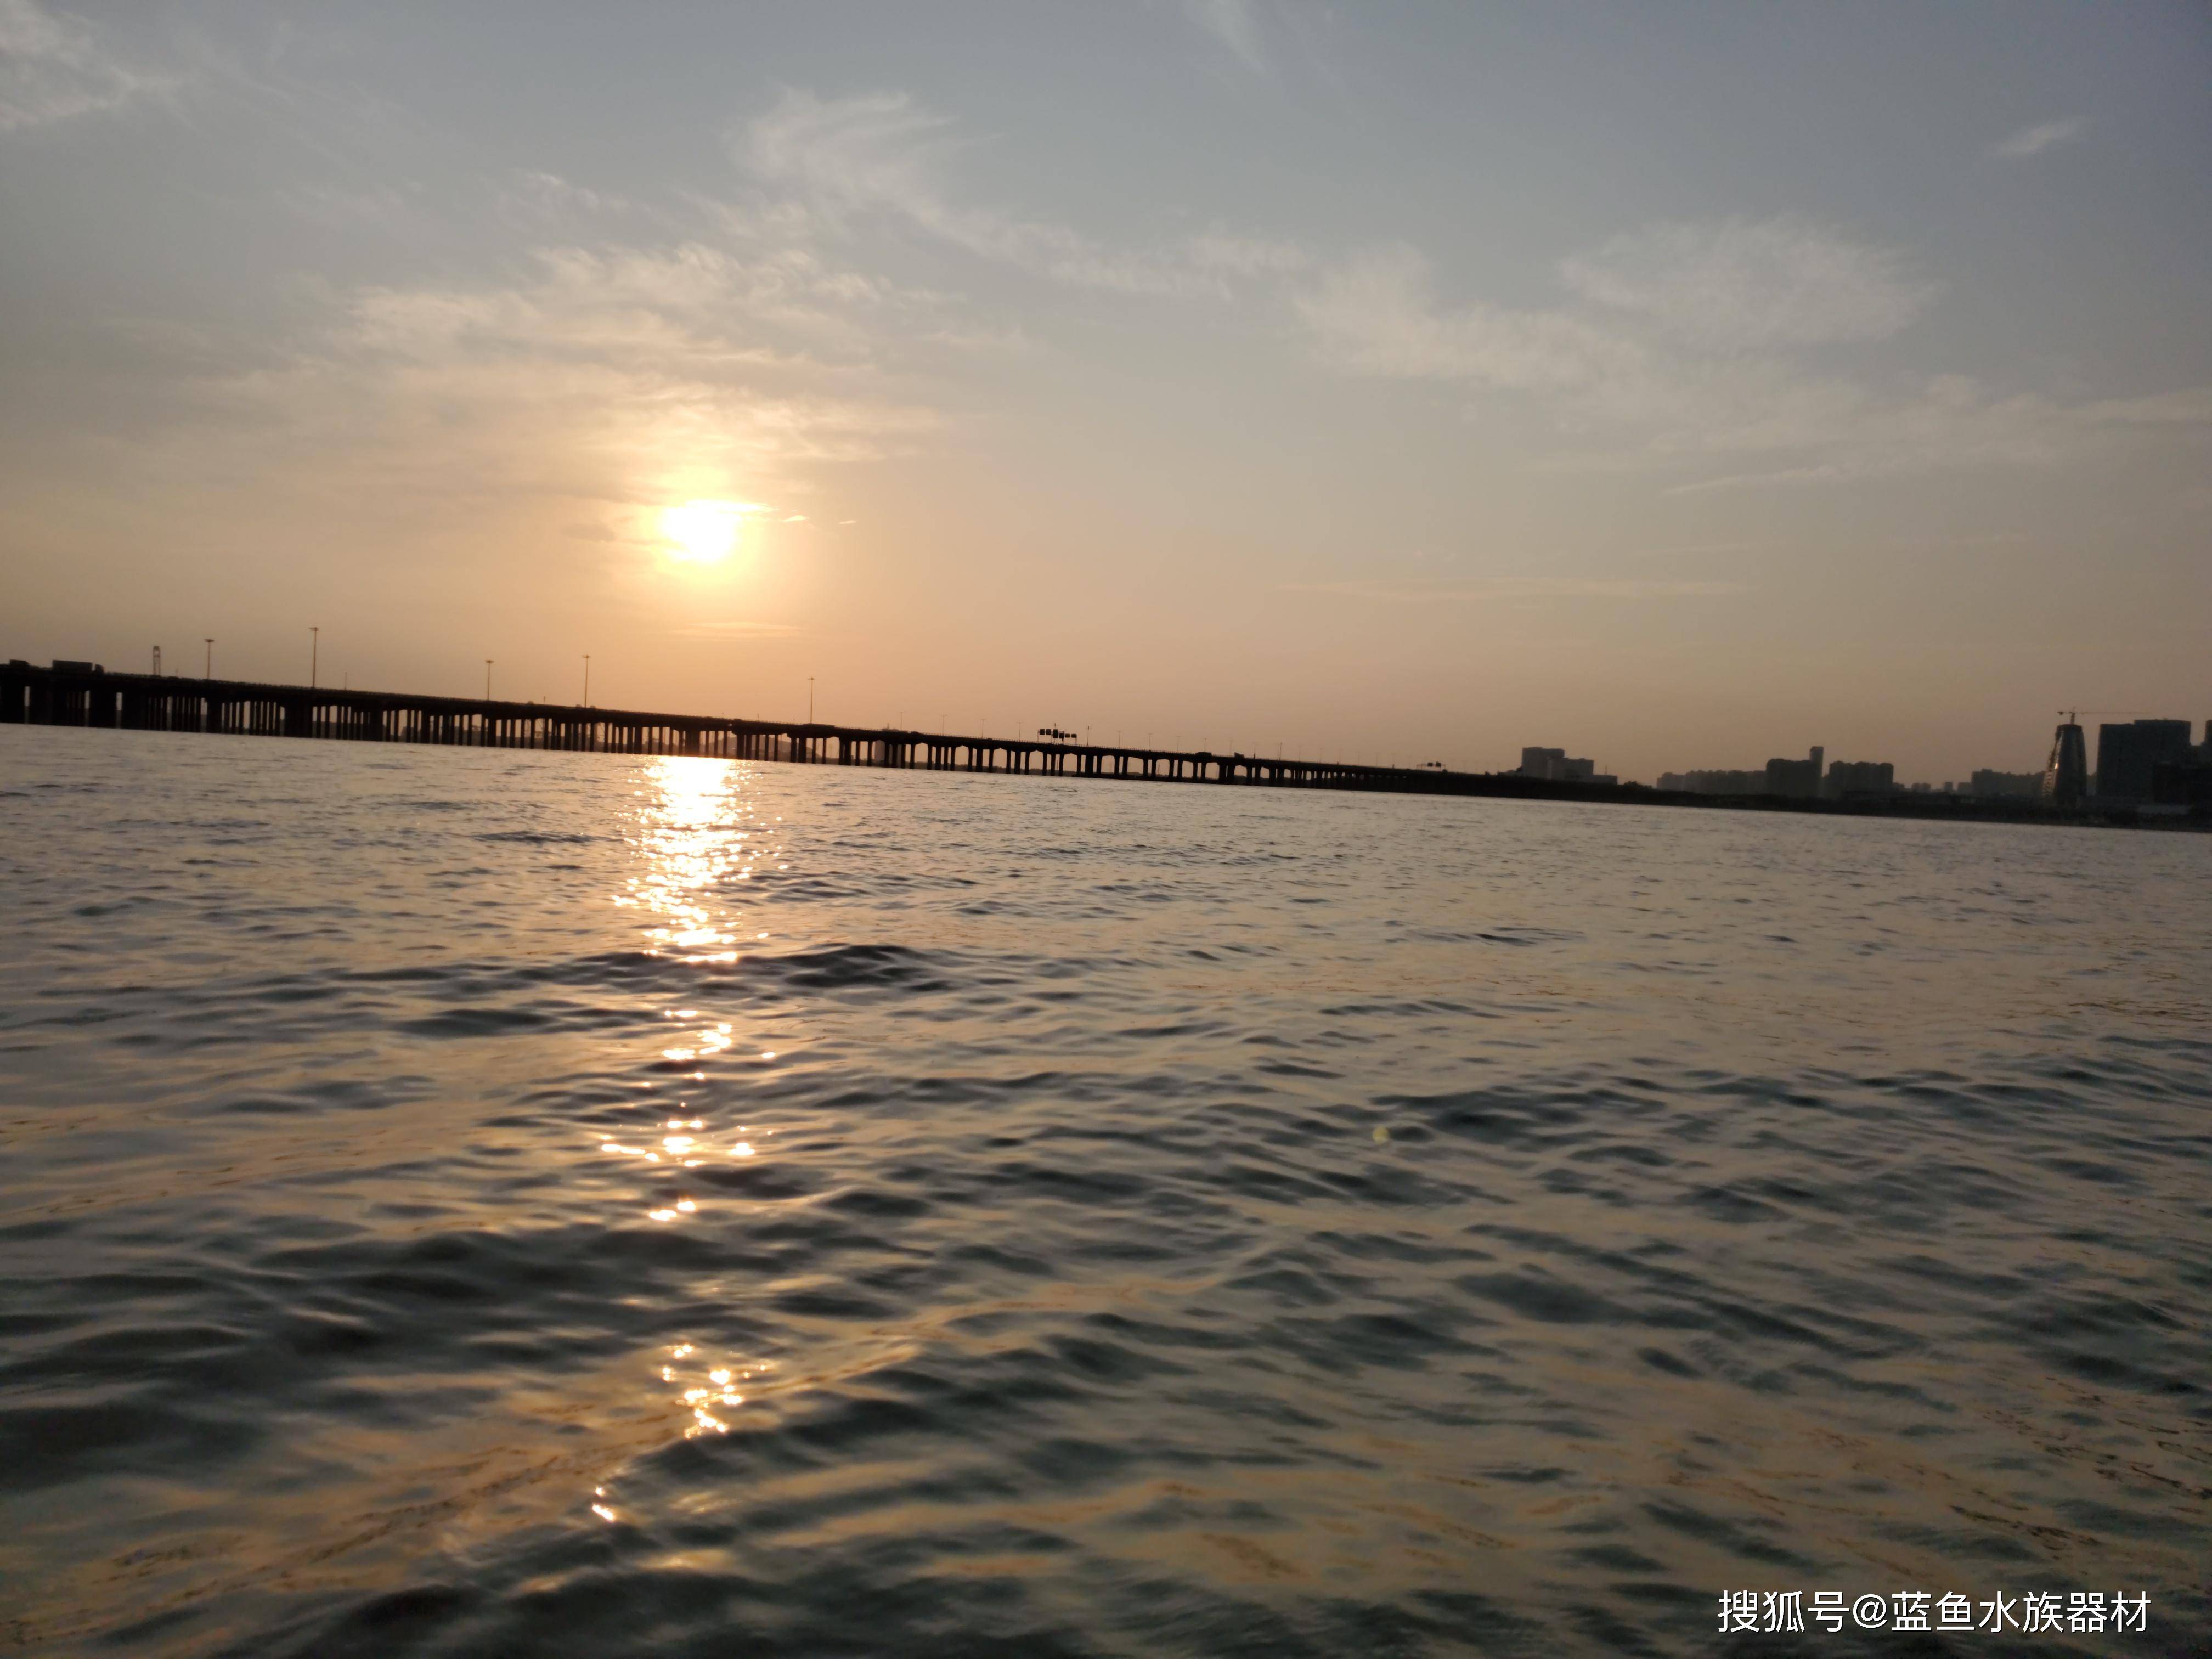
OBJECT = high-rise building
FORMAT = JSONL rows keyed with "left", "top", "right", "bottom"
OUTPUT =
{"left": 1764, "top": 746, "right": 1823, "bottom": 799}
{"left": 1824, "top": 760, "right": 1894, "bottom": 798}
{"left": 2044, "top": 717, "right": 2087, "bottom": 808}
{"left": 2094, "top": 719, "right": 2193, "bottom": 801}
{"left": 1518, "top": 747, "right": 1602, "bottom": 783}
{"left": 1970, "top": 769, "right": 2041, "bottom": 798}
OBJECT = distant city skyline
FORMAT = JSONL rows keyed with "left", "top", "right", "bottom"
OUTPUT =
{"left": 3, "top": 2, "right": 2208, "bottom": 783}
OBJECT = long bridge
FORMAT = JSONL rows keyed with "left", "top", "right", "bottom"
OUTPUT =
{"left": 4, "top": 658, "right": 2187, "bottom": 827}
{"left": 1, "top": 658, "right": 1610, "bottom": 803}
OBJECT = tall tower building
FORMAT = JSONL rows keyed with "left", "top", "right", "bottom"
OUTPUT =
{"left": 2095, "top": 719, "right": 2194, "bottom": 800}
{"left": 2044, "top": 715, "right": 2087, "bottom": 809}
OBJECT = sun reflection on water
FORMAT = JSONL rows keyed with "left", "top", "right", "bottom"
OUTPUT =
{"left": 585, "top": 757, "right": 797, "bottom": 1525}
{"left": 616, "top": 758, "right": 763, "bottom": 963}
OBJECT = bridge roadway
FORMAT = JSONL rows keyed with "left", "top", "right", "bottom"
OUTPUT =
{"left": 0, "top": 660, "right": 1630, "bottom": 804}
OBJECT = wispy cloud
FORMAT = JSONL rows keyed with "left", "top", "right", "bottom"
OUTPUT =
{"left": 1560, "top": 215, "right": 1934, "bottom": 348}
{"left": 1296, "top": 239, "right": 1875, "bottom": 458}
{"left": 0, "top": 0, "right": 169, "bottom": 131}
{"left": 1658, "top": 380, "right": 2212, "bottom": 492}
{"left": 1297, "top": 243, "right": 1641, "bottom": 391}
{"left": 95, "top": 229, "right": 945, "bottom": 556}
{"left": 498, "top": 170, "right": 631, "bottom": 228}
{"left": 1189, "top": 230, "right": 1309, "bottom": 276}
{"left": 720, "top": 96, "right": 2191, "bottom": 493}
{"left": 1182, "top": 0, "right": 1268, "bottom": 74}
{"left": 737, "top": 89, "right": 1296, "bottom": 297}
{"left": 1295, "top": 220, "right": 2212, "bottom": 484}
{"left": 327, "top": 244, "right": 941, "bottom": 479}
{"left": 1990, "top": 117, "right": 2086, "bottom": 159}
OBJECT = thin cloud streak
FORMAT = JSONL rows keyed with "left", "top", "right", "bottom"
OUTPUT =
{"left": 1991, "top": 117, "right": 2086, "bottom": 159}
{"left": 1182, "top": 0, "right": 1268, "bottom": 74}
{"left": 1560, "top": 216, "right": 1935, "bottom": 347}
{"left": 737, "top": 88, "right": 1297, "bottom": 298}
{"left": 0, "top": 0, "right": 170, "bottom": 131}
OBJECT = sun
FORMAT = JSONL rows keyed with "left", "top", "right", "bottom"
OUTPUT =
{"left": 661, "top": 500, "right": 744, "bottom": 565}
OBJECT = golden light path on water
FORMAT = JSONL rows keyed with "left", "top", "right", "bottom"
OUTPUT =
{"left": 595, "top": 758, "right": 787, "bottom": 1517}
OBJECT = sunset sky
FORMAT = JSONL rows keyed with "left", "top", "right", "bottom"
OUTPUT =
{"left": 3, "top": 1, "right": 2207, "bottom": 782}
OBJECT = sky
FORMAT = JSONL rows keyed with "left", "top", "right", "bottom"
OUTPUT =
{"left": 2, "top": 1, "right": 2207, "bottom": 783}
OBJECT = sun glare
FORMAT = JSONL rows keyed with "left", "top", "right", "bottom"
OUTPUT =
{"left": 661, "top": 500, "right": 744, "bottom": 565}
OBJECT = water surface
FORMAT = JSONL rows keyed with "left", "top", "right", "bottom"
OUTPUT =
{"left": 2, "top": 726, "right": 2207, "bottom": 1655}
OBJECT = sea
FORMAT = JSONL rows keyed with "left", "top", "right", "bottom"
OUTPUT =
{"left": 2, "top": 724, "right": 2207, "bottom": 1657}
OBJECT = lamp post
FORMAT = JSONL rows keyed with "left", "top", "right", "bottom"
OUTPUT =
{"left": 583, "top": 654, "right": 590, "bottom": 706}
{"left": 485, "top": 659, "right": 493, "bottom": 701}
{"left": 204, "top": 639, "right": 213, "bottom": 679}
{"left": 808, "top": 676, "right": 814, "bottom": 724}
{"left": 309, "top": 627, "right": 319, "bottom": 690}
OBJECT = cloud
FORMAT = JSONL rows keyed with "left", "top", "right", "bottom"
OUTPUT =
{"left": 741, "top": 89, "right": 949, "bottom": 230}
{"left": 1183, "top": 0, "right": 1268, "bottom": 74}
{"left": 1660, "top": 377, "right": 2212, "bottom": 491}
{"left": 1297, "top": 244, "right": 1642, "bottom": 391}
{"left": 499, "top": 170, "right": 630, "bottom": 228}
{"left": 738, "top": 89, "right": 1295, "bottom": 297}
{"left": 720, "top": 100, "right": 2179, "bottom": 493}
{"left": 1297, "top": 244, "right": 1872, "bottom": 457}
{"left": 0, "top": 0, "right": 167, "bottom": 131}
{"left": 322, "top": 244, "right": 941, "bottom": 479}
{"left": 1188, "top": 231, "right": 1310, "bottom": 276}
{"left": 1296, "top": 228, "right": 2211, "bottom": 484}
{"left": 1561, "top": 216, "right": 1934, "bottom": 348}
{"left": 1990, "top": 117, "right": 2085, "bottom": 159}
{"left": 348, "top": 239, "right": 943, "bottom": 365}
{"left": 91, "top": 230, "right": 945, "bottom": 555}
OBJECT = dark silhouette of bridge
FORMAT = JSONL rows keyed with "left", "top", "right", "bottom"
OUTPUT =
{"left": 3, "top": 658, "right": 1620, "bottom": 802}
{"left": 2, "top": 658, "right": 2186, "bottom": 827}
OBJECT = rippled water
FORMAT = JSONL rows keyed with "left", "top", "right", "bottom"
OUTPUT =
{"left": 2, "top": 725, "right": 2208, "bottom": 1657}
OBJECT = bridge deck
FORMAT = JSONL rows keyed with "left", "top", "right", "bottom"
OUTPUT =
{"left": 4, "top": 661, "right": 2143, "bottom": 827}
{"left": 0, "top": 661, "right": 1631, "bottom": 802}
